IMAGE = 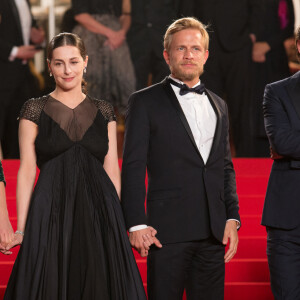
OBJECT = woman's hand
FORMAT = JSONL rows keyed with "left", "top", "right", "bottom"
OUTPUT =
{"left": 5, "top": 232, "right": 24, "bottom": 252}
{"left": 105, "top": 29, "right": 126, "bottom": 50}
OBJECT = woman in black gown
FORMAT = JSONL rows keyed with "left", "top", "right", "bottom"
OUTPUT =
{"left": 4, "top": 32, "right": 146, "bottom": 300}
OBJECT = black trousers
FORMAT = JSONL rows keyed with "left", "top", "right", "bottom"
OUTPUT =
{"left": 267, "top": 226, "right": 300, "bottom": 300}
{"left": 147, "top": 237, "right": 225, "bottom": 300}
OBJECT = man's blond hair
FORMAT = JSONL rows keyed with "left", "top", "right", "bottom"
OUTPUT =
{"left": 164, "top": 17, "right": 209, "bottom": 52}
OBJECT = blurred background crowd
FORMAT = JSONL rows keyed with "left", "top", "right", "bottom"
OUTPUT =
{"left": 1, "top": 0, "right": 300, "bottom": 159}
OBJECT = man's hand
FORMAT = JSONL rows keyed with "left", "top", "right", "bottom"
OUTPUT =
{"left": 0, "top": 216, "right": 14, "bottom": 255}
{"left": 129, "top": 226, "right": 162, "bottom": 257}
{"left": 222, "top": 220, "right": 239, "bottom": 263}
{"left": 270, "top": 147, "right": 284, "bottom": 160}
{"left": 252, "top": 42, "right": 271, "bottom": 63}
{"left": 30, "top": 27, "right": 45, "bottom": 45}
{"left": 16, "top": 45, "right": 40, "bottom": 60}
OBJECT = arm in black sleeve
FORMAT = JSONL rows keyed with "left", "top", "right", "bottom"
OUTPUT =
{"left": 263, "top": 83, "right": 300, "bottom": 158}
{"left": 121, "top": 93, "right": 150, "bottom": 229}
{"left": 223, "top": 103, "right": 240, "bottom": 222}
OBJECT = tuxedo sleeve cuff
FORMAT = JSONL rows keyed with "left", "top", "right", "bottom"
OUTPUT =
{"left": 227, "top": 219, "right": 241, "bottom": 229}
{"left": 9, "top": 46, "right": 19, "bottom": 61}
{"left": 129, "top": 225, "right": 148, "bottom": 232}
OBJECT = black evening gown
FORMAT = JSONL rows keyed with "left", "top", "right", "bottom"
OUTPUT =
{"left": 4, "top": 95, "right": 146, "bottom": 300}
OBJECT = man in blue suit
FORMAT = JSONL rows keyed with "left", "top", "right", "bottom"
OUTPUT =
{"left": 262, "top": 26, "right": 300, "bottom": 300}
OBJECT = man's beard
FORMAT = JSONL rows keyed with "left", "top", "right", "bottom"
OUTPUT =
{"left": 170, "top": 64, "right": 203, "bottom": 82}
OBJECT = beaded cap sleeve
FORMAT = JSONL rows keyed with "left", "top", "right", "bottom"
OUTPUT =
{"left": 19, "top": 96, "right": 48, "bottom": 125}
{"left": 0, "top": 161, "right": 5, "bottom": 185}
{"left": 91, "top": 98, "right": 117, "bottom": 122}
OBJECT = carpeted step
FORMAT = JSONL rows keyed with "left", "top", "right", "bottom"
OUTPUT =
{"left": 136, "top": 259, "right": 270, "bottom": 283}
{"left": 236, "top": 177, "right": 269, "bottom": 195}
{"left": 0, "top": 263, "right": 13, "bottom": 285}
{"left": 225, "top": 282, "right": 273, "bottom": 300}
{"left": 234, "top": 236, "right": 267, "bottom": 259}
{"left": 238, "top": 195, "right": 265, "bottom": 215}
{"left": 239, "top": 215, "right": 266, "bottom": 236}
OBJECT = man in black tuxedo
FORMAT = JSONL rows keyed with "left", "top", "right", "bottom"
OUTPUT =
{"left": 262, "top": 27, "right": 300, "bottom": 300}
{"left": 0, "top": 0, "right": 44, "bottom": 158}
{"left": 122, "top": 17, "right": 240, "bottom": 299}
{"left": 180, "top": 0, "right": 261, "bottom": 156}
{"left": 127, "top": 0, "right": 184, "bottom": 90}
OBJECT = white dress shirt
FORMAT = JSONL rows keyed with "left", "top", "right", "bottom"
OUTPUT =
{"left": 9, "top": 0, "right": 32, "bottom": 61}
{"left": 169, "top": 76, "right": 216, "bottom": 164}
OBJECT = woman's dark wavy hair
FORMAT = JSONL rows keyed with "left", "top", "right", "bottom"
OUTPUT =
{"left": 47, "top": 32, "right": 88, "bottom": 93}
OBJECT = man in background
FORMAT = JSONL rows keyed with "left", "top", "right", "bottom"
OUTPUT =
{"left": 127, "top": 0, "right": 184, "bottom": 90}
{"left": 181, "top": 0, "right": 261, "bottom": 156}
{"left": 0, "top": 0, "right": 44, "bottom": 158}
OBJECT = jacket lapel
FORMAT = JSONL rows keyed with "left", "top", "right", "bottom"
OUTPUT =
{"left": 9, "top": 0, "right": 24, "bottom": 44}
{"left": 205, "top": 89, "right": 222, "bottom": 164}
{"left": 286, "top": 72, "right": 300, "bottom": 119}
{"left": 162, "top": 78, "right": 204, "bottom": 163}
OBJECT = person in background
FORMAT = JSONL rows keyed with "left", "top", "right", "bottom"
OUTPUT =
{"left": 180, "top": 0, "right": 261, "bottom": 157}
{"left": 0, "top": 0, "right": 45, "bottom": 158}
{"left": 0, "top": 161, "right": 14, "bottom": 255}
{"left": 262, "top": 26, "right": 300, "bottom": 300}
{"left": 127, "top": 0, "right": 184, "bottom": 90}
{"left": 72, "top": 0, "right": 135, "bottom": 117}
{"left": 3, "top": 32, "right": 146, "bottom": 300}
{"left": 251, "top": 0, "right": 294, "bottom": 157}
{"left": 122, "top": 17, "right": 240, "bottom": 300}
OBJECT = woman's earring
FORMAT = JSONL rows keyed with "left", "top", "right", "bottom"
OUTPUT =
{"left": 49, "top": 72, "right": 52, "bottom": 77}
{"left": 84, "top": 67, "right": 87, "bottom": 74}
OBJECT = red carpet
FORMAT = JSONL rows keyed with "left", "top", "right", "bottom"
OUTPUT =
{"left": 0, "top": 159, "right": 274, "bottom": 299}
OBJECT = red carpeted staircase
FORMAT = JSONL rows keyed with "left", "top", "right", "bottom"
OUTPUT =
{"left": 0, "top": 159, "right": 274, "bottom": 299}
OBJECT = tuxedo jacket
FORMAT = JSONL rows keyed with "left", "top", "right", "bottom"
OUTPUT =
{"left": 121, "top": 78, "right": 240, "bottom": 244}
{"left": 262, "top": 71, "right": 300, "bottom": 229}
{"left": 0, "top": 0, "right": 35, "bottom": 89}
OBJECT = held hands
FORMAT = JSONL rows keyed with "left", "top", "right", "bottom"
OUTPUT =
{"left": 223, "top": 220, "right": 239, "bottom": 263}
{"left": 4, "top": 232, "right": 24, "bottom": 253}
{"left": 129, "top": 226, "right": 162, "bottom": 257}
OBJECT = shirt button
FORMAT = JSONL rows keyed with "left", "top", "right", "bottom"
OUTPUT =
{"left": 147, "top": 22, "right": 152, "bottom": 28}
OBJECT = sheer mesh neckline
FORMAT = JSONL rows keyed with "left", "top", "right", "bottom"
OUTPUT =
{"left": 19, "top": 95, "right": 116, "bottom": 126}
{"left": 48, "top": 95, "right": 87, "bottom": 110}
{"left": 44, "top": 95, "right": 98, "bottom": 142}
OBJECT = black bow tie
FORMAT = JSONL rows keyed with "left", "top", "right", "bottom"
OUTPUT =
{"left": 169, "top": 78, "right": 205, "bottom": 96}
